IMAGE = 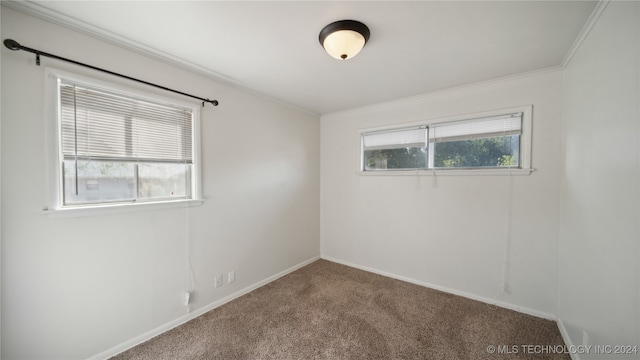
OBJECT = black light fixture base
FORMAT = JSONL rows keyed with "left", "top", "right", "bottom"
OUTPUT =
{"left": 319, "top": 20, "right": 370, "bottom": 47}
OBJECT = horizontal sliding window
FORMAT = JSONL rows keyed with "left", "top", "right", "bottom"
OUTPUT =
{"left": 362, "top": 127, "right": 428, "bottom": 170}
{"left": 360, "top": 108, "right": 530, "bottom": 173}
{"left": 58, "top": 79, "right": 198, "bottom": 207}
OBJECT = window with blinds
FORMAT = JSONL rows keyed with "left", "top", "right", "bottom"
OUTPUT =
{"left": 430, "top": 113, "right": 522, "bottom": 169}
{"left": 58, "top": 80, "right": 196, "bottom": 206}
{"left": 360, "top": 111, "right": 526, "bottom": 172}
{"left": 362, "top": 126, "right": 428, "bottom": 170}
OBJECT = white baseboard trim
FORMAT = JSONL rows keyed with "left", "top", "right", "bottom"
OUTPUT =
{"left": 321, "top": 256, "right": 556, "bottom": 321}
{"left": 557, "top": 318, "right": 581, "bottom": 360}
{"left": 90, "top": 255, "right": 321, "bottom": 360}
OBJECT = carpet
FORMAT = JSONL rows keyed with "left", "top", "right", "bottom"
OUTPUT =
{"left": 112, "top": 259, "right": 569, "bottom": 359}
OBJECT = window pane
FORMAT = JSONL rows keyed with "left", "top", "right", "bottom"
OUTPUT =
{"left": 58, "top": 78, "right": 198, "bottom": 208}
{"left": 434, "top": 135, "right": 520, "bottom": 168}
{"left": 63, "top": 160, "right": 135, "bottom": 204}
{"left": 138, "top": 163, "right": 189, "bottom": 200}
{"left": 364, "top": 146, "right": 427, "bottom": 170}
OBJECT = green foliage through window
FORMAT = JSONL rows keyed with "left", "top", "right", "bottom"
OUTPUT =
{"left": 364, "top": 147, "right": 427, "bottom": 170}
{"left": 361, "top": 112, "right": 524, "bottom": 171}
{"left": 434, "top": 135, "right": 519, "bottom": 168}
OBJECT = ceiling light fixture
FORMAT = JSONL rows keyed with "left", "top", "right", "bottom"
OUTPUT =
{"left": 319, "top": 20, "right": 370, "bottom": 60}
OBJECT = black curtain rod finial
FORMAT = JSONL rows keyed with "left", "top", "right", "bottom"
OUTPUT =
{"left": 4, "top": 39, "right": 21, "bottom": 51}
{"left": 202, "top": 99, "right": 219, "bottom": 107}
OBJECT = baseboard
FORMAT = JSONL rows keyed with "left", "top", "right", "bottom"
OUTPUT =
{"left": 90, "top": 255, "right": 321, "bottom": 360}
{"left": 557, "top": 318, "right": 581, "bottom": 360}
{"left": 321, "top": 256, "right": 556, "bottom": 321}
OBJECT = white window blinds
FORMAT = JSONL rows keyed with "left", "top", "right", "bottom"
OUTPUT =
{"left": 430, "top": 113, "right": 522, "bottom": 143}
{"left": 362, "top": 127, "right": 427, "bottom": 150}
{"left": 60, "top": 82, "right": 193, "bottom": 163}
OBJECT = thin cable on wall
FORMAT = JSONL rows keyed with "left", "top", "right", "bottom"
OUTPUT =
{"left": 500, "top": 119, "right": 517, "bottom": 296}
{"left": 3, "top": 39, "right": 219, "bottom": 107}
{"left": 185, "top": 197, "right": 195, "bottom": 314}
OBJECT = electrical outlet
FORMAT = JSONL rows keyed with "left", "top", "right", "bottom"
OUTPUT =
{"left": 228, "top": 271, "right": 236, "bottom": 283}
{"left": 184, "top": 291, "right": 191, "bottom": 306}
{"left": 214, "top": 274, "right": 223, "bottom": 288}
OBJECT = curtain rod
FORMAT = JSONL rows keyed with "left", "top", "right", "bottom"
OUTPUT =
{"left": 3, "top": 39, "right": 219, "bottom": 107}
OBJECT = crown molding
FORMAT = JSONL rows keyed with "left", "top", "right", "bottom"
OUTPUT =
{"left": 1, "top": 0, "right": 320, "bottom": 117}
{"left": 561, "top": 0, "right": 610, "bottom": 68}
{"left": 323, "top": 65, "right": 563, "bottom": 118}
{"left": 2, "top": 1, "right": 236, "bottom": 84}
{"left": 4, "top": 0, "right": 606, "bottom": 117}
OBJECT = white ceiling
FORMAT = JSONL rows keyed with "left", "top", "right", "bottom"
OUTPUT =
{"left": 8, "top": 1, "right": 598, "bottom": 115}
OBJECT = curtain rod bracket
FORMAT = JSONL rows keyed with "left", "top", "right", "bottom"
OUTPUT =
{"left": 4, "top": 38, "right": 219, "bottom": 107}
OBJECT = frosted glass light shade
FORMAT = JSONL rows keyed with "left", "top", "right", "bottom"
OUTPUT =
{"left": 319, "top": 20, "right": 370, "bottom": 60}
{"left": 322, "top": 30, "right": 366, "bottom": 60}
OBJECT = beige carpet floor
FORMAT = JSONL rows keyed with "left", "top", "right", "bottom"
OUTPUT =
{"left": 112, "top": 259, "right": 569, "bottom": 360}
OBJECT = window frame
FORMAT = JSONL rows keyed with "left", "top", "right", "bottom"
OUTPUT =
{"left": 358, "top": 105, "right": 533, "bottom": 176}
{"left": 45, "top": 68, "right": 203, "bottom": 215}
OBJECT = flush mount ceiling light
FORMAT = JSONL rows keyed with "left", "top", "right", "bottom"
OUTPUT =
{"left": 319, "top": 20, "right": 370, "bottom": 60}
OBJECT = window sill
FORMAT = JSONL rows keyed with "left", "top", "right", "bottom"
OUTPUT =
{"left": 357, "top": 168, "right": 535, "bottom": 176}
{"left": 42, "top": 199, "right": 205, "bottom": 218}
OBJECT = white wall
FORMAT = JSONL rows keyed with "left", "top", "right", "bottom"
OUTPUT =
{"left": 321, "top": 69, "right": 564, "bottom": 316}
{"left": 559, "top": 1, "right": 639, "bottom": 358}
{"left": 3, "top": 2, "right": 638, "bottom": 359}
{"left": 1, "top": 7, "right": 320, "bottom": 359}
